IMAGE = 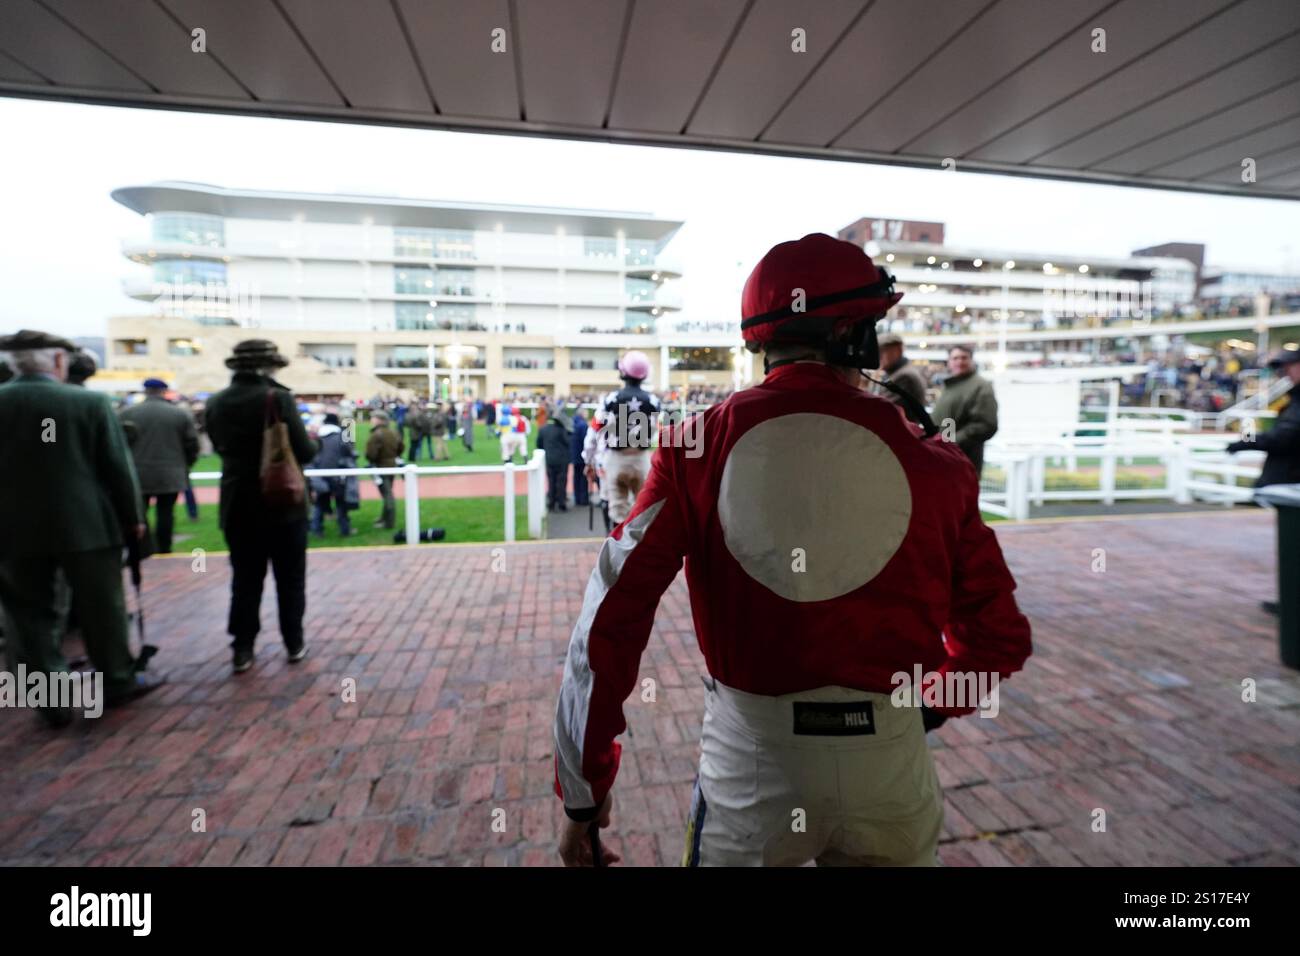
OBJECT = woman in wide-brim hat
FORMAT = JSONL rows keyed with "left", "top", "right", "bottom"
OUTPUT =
{"left": 224, "top": 339, "right": 290, "bottom": 371}
{"left": 205, "top": 336, "right": 316, "bottom": 674}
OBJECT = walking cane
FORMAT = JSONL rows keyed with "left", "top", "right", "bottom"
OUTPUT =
{"left": 587, "top": 474, "right": 595, "bottom": 531}
{"left": 125, "top": 535, "right": 159, "bottom": 672}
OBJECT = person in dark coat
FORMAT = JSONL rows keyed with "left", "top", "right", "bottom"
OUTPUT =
{"left": 366, "top": 410, "right": 403, "bottom": 529}
{"left": 204, "top": 340, "right": 317, "bottom": 674}
{"left": 570, "top": 411, "right": 590, "bottom": 506}
{"left": 119, "top": 378, "right": 200, "bottom": 554}
{"left": 460, "top": 400, "right": 475, "bottom": 452}
{"left": 0, "top": 329, "right": 165, "bottom": 725}
{"left": 66, "top": 348, "right": 98, "bottom": 386}
{"left": 931, "top": 345, "right": 999, "bottom": 478}
{"left": 538, "top": 403, "right": 573, "bottom": 511}
{"left": 874, "top": 332, "right": 928, "bottom": 424}
{"left": 1228, "top": 347, "right": 1300, "bottom": 616}
{"left": 429, "top": 404, "right": 449, "bottom": 461}
{"left": 308, "top": 412, "right": 354, "bottom": 537}
{"left": 1228, "top": 348, "right": 1300, "bottom": 486}
{"left": 393, "top": 401, "right": 408, "bottom": 449}
{"left": 407, "top": 402, "right": 429, "bottom": 462}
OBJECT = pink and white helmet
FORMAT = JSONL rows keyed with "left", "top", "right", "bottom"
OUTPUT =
{"left": 618, "top": 350, "right": 651, "bottom": 382}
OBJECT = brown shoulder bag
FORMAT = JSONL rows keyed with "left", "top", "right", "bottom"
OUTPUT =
{"left": 260, "top": 388, "right": 305, "bottom": 509}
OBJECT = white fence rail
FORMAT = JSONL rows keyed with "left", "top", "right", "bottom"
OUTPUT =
{"left": 982, "top": 434, "right": 1263, "bottom": 519}
{"left": 191, "top": 449, "right": 546, "bottom": 546}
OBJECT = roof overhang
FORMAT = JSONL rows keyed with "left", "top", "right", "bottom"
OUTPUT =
{"left": 2, "top": 0, "right": 1299, "bottom": 200}
{"left": 110, "top": 182, "right": 683, "bottom": 238}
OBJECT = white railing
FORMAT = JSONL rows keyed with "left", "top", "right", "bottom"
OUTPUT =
{"left": 982, "top": 434, "right": 1263, "bottom": 518}
{"left": 190, "top": 448, "right": 546, "bottom": 546}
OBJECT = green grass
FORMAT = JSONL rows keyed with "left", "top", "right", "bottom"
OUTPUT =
{"left": 193, "top": 421, "right": 538, "bottom": 473}
{"left": 982, "top": 465, "right": 1168, "bottom": 496}
{"left": 167, "top": 496, "right": 532, "bottom": 552}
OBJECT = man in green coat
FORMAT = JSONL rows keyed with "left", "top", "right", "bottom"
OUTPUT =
{"left": 931, "top": 344, "right": 999, "bottom": 477}
{"left": 0, "top": 329, "right": 166, "bottom": 726}
{"left": 120, "top": 378, "right": 200, "bottom": 554}
{"left": 365, "top": 410, "right": 403, "bottom": 529}
{"left": 204, "top": 340, "right": 317, "bottom": 674}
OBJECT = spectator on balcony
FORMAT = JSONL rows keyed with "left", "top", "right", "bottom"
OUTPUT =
{"left": 204, "top": 339, "right": 317, "bottom": 674}
{"left": 0, "top": 329, "right": 165, "bottom": 725}
{"left": 932, "top": 345, "right": 999, "bottom": 478}
{"left": 118, "top": 378, "right": 199, "bottom": 554}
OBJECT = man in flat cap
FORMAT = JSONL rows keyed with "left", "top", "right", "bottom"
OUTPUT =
{"left": 0, "top": 329, "right": 166, "bottom": 726}
{"left": 120, "top": 378, "right": 200, "bottom": 555}
{"left": 204, "top": 340, "right": 316, "bottom": 673}
{"left": 873, "top": 332, "right": 929, "bottom": 425}
{"left": 1228, "top": 348, "right": 1300, "bottom": 486}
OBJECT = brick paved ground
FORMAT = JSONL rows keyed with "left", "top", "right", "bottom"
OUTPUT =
{"left": 2, "top": 511, "right": 1298, "bottom": 867}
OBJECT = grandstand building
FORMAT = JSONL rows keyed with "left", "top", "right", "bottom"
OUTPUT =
{"left": 106, "top": 182, "right": 744, "bottom": 397}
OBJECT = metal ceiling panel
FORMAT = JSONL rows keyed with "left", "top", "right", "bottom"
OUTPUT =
{"left": 973, "top": 0, "right": 1285, "bottom": 164}
{"left": 0, "top": 49, "right": 46, "bottom": 84}
{"left": 0, "top": 0, "right": 149, "bottom": 91}
{"left": 394, "top": 0, "right": 518, "bottom": 119}
{"left": 276, "top": 0, "right": 432, "bottom": 112}
{"left": 761, "top": 0, "right": 988, "bottom": 147}
{"left": 1261, "top": 165, "right": 1300, "bottom": 190}
{"left": 513, "top": 0, "right": 628, "bottom": 125}
{"left": 1150, "top": 114, "right": 1300, "bottom": 179}
{"left": 43, "top": 0, "right": 246, "bottom": 99}
{"left": 838, "top": 0, "right": 1113, "bottom": 155}
{"left": 161, "top": 0, "right": 342, "bottom": 105}
{"left": 687, "top": 0, "right": 864, "bottom": 140}
{"left": 0, "top": 0, "right": 1297, "bottom": 198}
{"left": 1040, "top": 30, "right": 1300, "bottom": 170}
{"left": 1097, "top": 77, "right": 1300, "bottom": 175}
{"left": 903, "top": 0, "right": 1161, "bottom": 159}
{"left": 1194, "top": 141, "right": 1300, "bottom": 186}
{"left": 606, "top": 0, "right": 748, "bottom": 134}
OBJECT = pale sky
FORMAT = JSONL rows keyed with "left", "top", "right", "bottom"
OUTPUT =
{"left": 1, "top": 96, "right": 1298, "bottom": 340}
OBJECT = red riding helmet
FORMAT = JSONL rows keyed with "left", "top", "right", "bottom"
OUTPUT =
{"left": 740, "top": 233, "right": 902, "bottom": 351}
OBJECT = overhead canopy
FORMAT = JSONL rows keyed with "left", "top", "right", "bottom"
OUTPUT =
{"left": 2, "top": 0, "right": 1299, "bottom": 200}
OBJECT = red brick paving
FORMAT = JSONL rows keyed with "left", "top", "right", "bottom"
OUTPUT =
{"left": 2, "top": 511, "right": 1299, "bottom": 866}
